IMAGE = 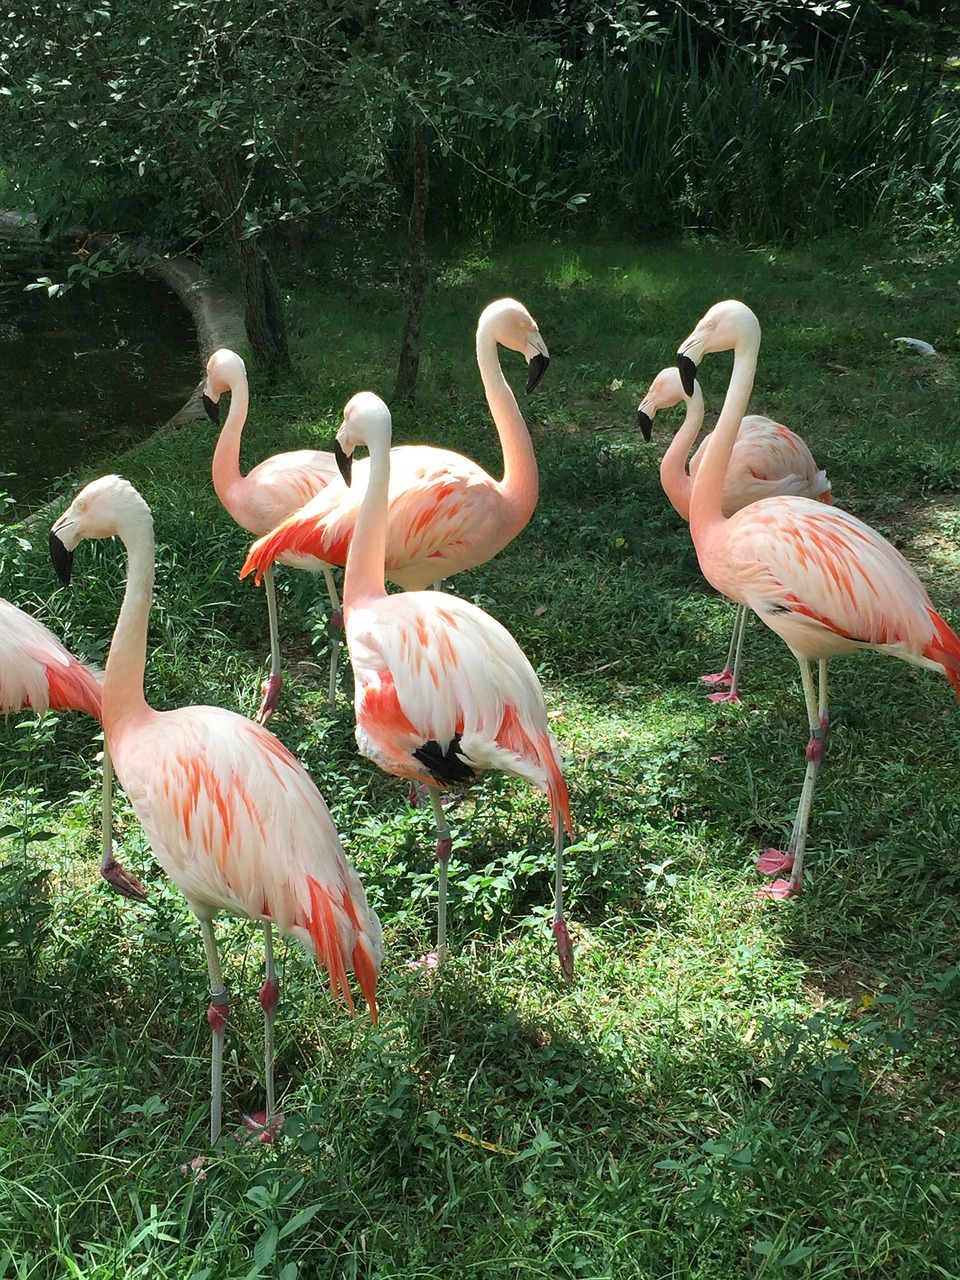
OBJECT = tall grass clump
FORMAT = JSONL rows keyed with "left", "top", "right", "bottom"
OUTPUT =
{"left": 428, "top": 8, "right": 960, "bottom": 244}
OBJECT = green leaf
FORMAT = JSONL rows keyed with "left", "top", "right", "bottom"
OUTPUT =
{"left": 278, "top": 1203, "right": 322, "bottom": 1240}
{"left": 253, "top": 1225, "right": 278, "bottom": 1271}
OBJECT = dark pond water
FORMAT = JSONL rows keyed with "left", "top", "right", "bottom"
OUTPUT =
{"left": 0, "top": 243, "right": 200, "bottom": 511}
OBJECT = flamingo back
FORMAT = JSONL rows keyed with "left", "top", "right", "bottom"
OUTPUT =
{"left": 242, "top": 446, "right": 514, "bottom": 592}
{"left": 690, "top": 416, "right": 832, "bottom": 517}
{"left": 718, "top": 497, "right": 960, "bottom": 688}
{"left": 112, "top": 704, "right": 382, "bottom": 1017}
{"left": 228, "top": 450, "right": 344, "bottom": 536}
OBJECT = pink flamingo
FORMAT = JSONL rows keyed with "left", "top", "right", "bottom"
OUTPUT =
{"left": 50, "top": 476, "right": 382, "bottom": 1143}
{"left": 1, "top": 597, "right": 145, "bottom": 901}
{"left": 204, "top": 348, "right": 344, "bottom": 722}
{"left": 240, "top": 297, "right": 549, "bottom": 597}
{"left": 677, "top": 300, "right": 960, "bottom": 899}
{"left": 333, "top": 391, "right": 574, "bottom": 981}
{"left": 638, "top": 366, "right": 832, "bottom": 702}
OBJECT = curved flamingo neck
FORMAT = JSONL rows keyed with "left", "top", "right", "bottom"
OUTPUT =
{"left": 102, "top": 510, "right": 155, "bottom": 736}
{"left": 343, "top": 437, "right": 388, "bottom": 611}
{"left": 689, "top": 340, "right": 758, "bottom": 546}
{"left": 211, "top": 371, "right": 250, "bottom": 507}
{"left": 476, "top": 322, "right": 538, "bottom": 524}
{"left": 659, "top": 387, "right": 705, "bottom": 523}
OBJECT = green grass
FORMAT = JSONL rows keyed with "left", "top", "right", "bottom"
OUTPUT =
{"left": 2, "top": 233, "right": 960, "bottom": 1277}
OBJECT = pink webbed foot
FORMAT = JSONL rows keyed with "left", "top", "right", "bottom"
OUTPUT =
{"left": 756, "top": 848, "right": 795, "bottom": 876}
{"left": 552, "top": 915, "right": 575, "bottom": 986}
{"left": 700, "top": 669, "right": 734, "bottom": 687}
{"left": 405, "top": 951, "right": 441, "bottom": 972}
{"left": 707, "top": 689, "right": 742, "bottom": 704}
{"left": 435, "top": 837, "right": 452, "bottom": 865}
{"left": 329, "top": 608, "right": 343, "bottom": 631}
{"left": 100, "top": 854, "right": 148, "bottom": 903}
{"left": 255, "top": 673, "right": 282, "bottom": 725}
{"left": 755, "top": 877, "right": 800, "bottom": 901}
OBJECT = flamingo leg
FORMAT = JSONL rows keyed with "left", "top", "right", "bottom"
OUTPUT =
{"left": 757, "top": 658, "right": 829, "bottom": 900}
{"left": 259, "top": 921, "right": 279, "bottom": 1127}
{"left": 321, "top": 567, "right": 342, "bottom": 714}
{"left": 98, "top": 743, "right": 148, "bottom": 902}
{"left": 199, "top": 917, "right": 229, "bottom": 1145}
{"left": 255, "top": 564, "right": 283, "bottom": 725}
{"left": 706, "top": 604, "right": 752, "bottom": 706}
{"left": 551, "top": 824, "right": 574, "bottom": 985}
{"left": 704, "top": 604, "right": 748, "bottom": 703}
{"left": 430, "top": 788, "right": 451, "bottom": 962}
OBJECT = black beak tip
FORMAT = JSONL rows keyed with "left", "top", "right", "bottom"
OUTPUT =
{"left": 637, "top": 408, "right": 653, "bottom": 442}
{"left": 525, "top": 352, "right": 549, "bottom": 395}
{"left": 334, "top": 440, "right": 353, "bottom": 486}
{"left": 202, "top": 393, "right": 220, "bottom": 426}
{"left": 49, "top": 530, "right": 74, "bottom": 587}
{"left": 677, "top": 354, "right": 698, "bottom": 397}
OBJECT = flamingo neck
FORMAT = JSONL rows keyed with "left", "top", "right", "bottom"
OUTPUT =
{"left": 343, "top": 438, "right": 388, "bottom": 610}
{"left": 477, "top": 325, "right": 538, "bottom": 524}
{"left": 659, "top": 388, "right": 705, "bottom": 523}
{"left": 689, "top": 342, "right": 758, "bottom": 545}
{"left": 102, "top": 514, "right": 155, "bottom": 735}
{"left": 211, "top": 375, "right": 250, "bottom": 506}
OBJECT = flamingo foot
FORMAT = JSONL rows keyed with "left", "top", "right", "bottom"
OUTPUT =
{"left": 755, "top": 877, "right": 799, "bottom": 901}
{"left": 552, "top": 915, "right": 575, "bottom": 986}
{"left": 707, "top": 690, "right": 742, "bottom": 704}
{"left": 240, "top": 1110, "right": 284, "bottom": 1144}
{"left": 255, "top": 673, "right": 282, "bottom": 725}
{"left": 100, "top": 853, "right": 148, "bottom": 903}
{"left": 329, "top": 608, "right": 343, "bottom": 631}
{"left": 700, "top": 669, "right": 734, "bottom": 687}
{"left": 405, "top": 951, "right": 441, "bottom": 972}
{"left": 756, "top": 848, "right": 795, "bottom": 876}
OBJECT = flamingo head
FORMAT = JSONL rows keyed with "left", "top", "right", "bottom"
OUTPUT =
{"left": 677, "top": 299, "right": 760, "bottom": 395}
{"left": 334, "top": 391, "right": 393, "bottom": 486}
{"left": 636, "top": 367, "right": 686, "bottom": 441}
{"left": 202, "top": 348, "right": 247, "bottom": 426}
{"left": 479, "top": 298, "right": 550, "bottom": 393}
{"left": 50, "top": 474, "right": 152, "bottom": 585}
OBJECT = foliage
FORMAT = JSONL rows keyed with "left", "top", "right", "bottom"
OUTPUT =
{"left": 2, "top": 234, "right": 960, "bottom": 1274}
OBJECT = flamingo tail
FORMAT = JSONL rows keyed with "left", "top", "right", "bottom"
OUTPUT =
{"left": 44, "top": 659, "right": 102, "bottom": 720}
{"left": 305, "top": 877, "right": 380, "bottom": 1022}
{"left": 925, "top": 608, "right": 960, "bottom": 704}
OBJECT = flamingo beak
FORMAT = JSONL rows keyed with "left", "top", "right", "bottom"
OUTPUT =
{"left": 677, "top": 353, "right": 699, "bottom": 397}
{"left": 335, "top": 440, "right": 353, "bottom": 486}
{"left": 202, "top": 394, "right": 220, "bottom": 426}
{"left": 525, "top": 352, "right": 549, "bottom": 394}
{"left": 636, "top": 407, "right": 654, "bottom": 442}
{"left": 49, "top": 529, "right": 74, "bottom": 586}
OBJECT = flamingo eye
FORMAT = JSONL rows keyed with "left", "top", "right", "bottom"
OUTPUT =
{"left": 76, "top": 500, "right": 86, "bottom": 512}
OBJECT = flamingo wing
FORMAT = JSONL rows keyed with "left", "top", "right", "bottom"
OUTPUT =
{"left": 723, "top": 499, "right": 960, "bottom": 688}
{"left": 242, "top": 447, "right": 499, "bottom": 589}
{"left": 692, "top": 418, "right": 832, "bottom": 514}
{"left": 0, "top": 599, "right": 102, "bottom": 718}
{"left": 237, "top": 450, "right": 344, "bottom": 535}
{"left": 113, "top": 705, "right": 382, "bottom": 1012}
{"left": 348, "top": 593, "right": 572, "bottom": 834}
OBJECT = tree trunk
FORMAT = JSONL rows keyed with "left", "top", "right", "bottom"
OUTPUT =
{"left": 218, "top": 151, "right": 292, "bottom": 372}
{"left": 393, "top": 117, "right": 430, "bottom": 403}
{"left": 236, "top": 235, "right": 292, "bottom": 372}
